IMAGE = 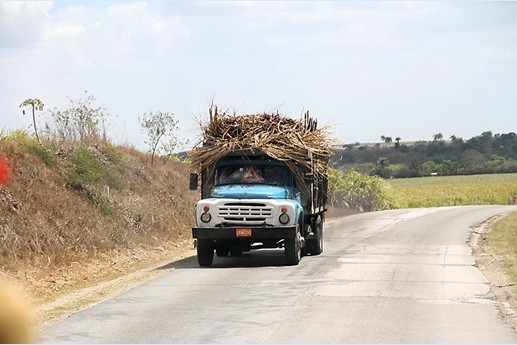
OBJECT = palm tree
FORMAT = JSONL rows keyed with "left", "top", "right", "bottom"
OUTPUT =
{"left": 395, "top": 137, "right": 401, "bottom": 149}
{"left": 19, "top": 98, "right": 44, "bottom": 145}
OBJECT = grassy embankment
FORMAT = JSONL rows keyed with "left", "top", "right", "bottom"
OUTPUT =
{"left": 386, "top": 173, "right": 517, "bottom": 293}
{"left": 489, "top": 211, "right": 517, "bottom": 292}
{"left": 0, "top": 131, "right": 198, "bottom": 308}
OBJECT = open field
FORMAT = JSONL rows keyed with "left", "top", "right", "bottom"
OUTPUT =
{"left": 386, "top": 173, "right": 517, "bottom": 208}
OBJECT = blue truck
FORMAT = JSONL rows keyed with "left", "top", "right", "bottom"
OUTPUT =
{"left": 189, "top": 112, "right": 329, "bottom": 266}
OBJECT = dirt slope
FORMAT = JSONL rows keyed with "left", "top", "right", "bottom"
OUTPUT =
{"left": 0, "top": 138, "right": 198, "bottom": 326}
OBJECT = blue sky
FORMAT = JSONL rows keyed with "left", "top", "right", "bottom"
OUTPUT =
{"left": 1, "top": 1, "right": 516, "bottom": 151}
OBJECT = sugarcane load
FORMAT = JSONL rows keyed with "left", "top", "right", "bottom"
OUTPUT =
{"left": 188, "top": 105, "right": 331, "bottom": 266}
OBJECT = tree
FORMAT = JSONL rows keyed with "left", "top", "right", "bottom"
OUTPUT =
{"left": 370, "top": 157, "right": 390, "bottom": 178}
{"left": 47, "top": 91, "right": 108, "bottom": 143}
{"left": 384, "top": 136, "right": 393, "bottom": 146}
{"left": 380, "top": 135, "right": 392, "bottom": 147}
{"left": 140, "top": 111, "right": 183, "bottom": 165}
{"left": 395, "top": 137, "right": 401, "bottom": 149}
{"left": 19, "top": 98, "right": 44, "bottom": 144}
{"left": 449, "top": 135, "right": 461, "bottom": 144}
{"left": 433, "top": 133, "right": 443, "bottom": 141}
{"left": 438, "top": 160, "right": 460, "bottom": 175}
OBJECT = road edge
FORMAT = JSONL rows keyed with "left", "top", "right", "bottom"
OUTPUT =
{"left": 470, "top": 214, "right": 517, "bottom": 330}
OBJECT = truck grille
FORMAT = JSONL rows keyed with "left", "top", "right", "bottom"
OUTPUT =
{"left": 218, "top": 202, "right": 273, "bottom": 224}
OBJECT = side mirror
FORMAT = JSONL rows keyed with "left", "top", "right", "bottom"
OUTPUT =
{"left": 189, "top": 173, "right": 199, "bottom": 190}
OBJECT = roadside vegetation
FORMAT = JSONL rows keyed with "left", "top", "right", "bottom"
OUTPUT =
{"left": 328, "top": 169, "right": 397, "bottom": 212}
{"left": 0, "top": 93, "right": 196, "bottom": 308}
{"left": 488, "top": 211, "right": 517, "bottom": 294}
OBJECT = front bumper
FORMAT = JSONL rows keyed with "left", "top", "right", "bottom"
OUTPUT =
{"left": 192, "top": 226, "right": 297, "bottom": 240}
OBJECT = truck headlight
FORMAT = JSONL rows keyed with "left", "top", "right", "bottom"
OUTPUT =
{"left": 279, "top": 207, "right": 290, "bottom": 225}
{"left": 279, "top": 213, "right": 290, "bottom": 224}
{"left": 200, "top": 205, "right": 212, "bottom": 223}
{"left": 200, "top": 212, "right": 212, "bottom": 223}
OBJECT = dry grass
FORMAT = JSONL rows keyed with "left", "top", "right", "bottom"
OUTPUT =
{"left": 0, "top": 136, "right": 198, "bottom": 307}
{"left": 487, "top": 211, "right": 517, "bottom": 292}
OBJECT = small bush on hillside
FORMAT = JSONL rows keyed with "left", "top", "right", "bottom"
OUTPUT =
{"left": 66, "top": 145, "right": 122, "bottom": 189}
{"left": 65, "top": 145, "right": 127, "bottom": 215}
{"left": 23, "top": 139, "right": 57, "bottom": 167}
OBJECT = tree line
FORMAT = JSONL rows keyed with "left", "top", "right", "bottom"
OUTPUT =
{"left": 332, "top": 131, "right": 517, "bottom": 178}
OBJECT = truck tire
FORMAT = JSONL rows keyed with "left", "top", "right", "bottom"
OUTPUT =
{"left": 306, "top": 215, "right": 324, "bottom": 255}
{"left": 285, "top": 229, "right": 302, "bottom": 265}
{"left": 197, "top": 239, "right": 214, "bottom": 267}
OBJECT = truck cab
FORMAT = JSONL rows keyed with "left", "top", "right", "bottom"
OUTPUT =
{"left": 190, "top": 154, "right": 325, "bottom": 266}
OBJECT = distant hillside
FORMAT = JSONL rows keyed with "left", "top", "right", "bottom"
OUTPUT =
{"left": 332, "top": 131, "right": 517, "bottom": 178}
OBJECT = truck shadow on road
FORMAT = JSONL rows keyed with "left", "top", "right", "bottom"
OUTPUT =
{"left": 157, "top": 249, "right": 292, "bottom": 270}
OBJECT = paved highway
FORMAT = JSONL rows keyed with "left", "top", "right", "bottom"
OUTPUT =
{"left": 42, "top": 205, "right": 517, "bottom": 343}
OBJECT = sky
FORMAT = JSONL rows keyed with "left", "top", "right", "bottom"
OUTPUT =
{"left": 1, "top": 1, "right": 517, "bottom": 152}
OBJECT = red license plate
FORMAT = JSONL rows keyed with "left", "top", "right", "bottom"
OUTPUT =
{"left": 236, "top": 228, "right": 252, "bottom": 237}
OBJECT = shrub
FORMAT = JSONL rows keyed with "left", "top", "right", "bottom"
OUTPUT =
{"left": 46, "top": 91, "right": 109, "bottom": 143}
{"left": 64, "top": 146, "right": 124, "bottom": 215}
{"left": 67, "top": 146, "right": 123, "bottom": 189}
{"left": 23, "top": 139, "right": 57, "bottom": 167}
{"left": 329, "top": 169, "right": 397, "bottom": 212}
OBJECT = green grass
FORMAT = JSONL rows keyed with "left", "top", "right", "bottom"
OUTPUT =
{"left": 386, "top": 173, "right": 517, "bottom": 208}
{"left": 65, "top": 146, "right": 123, "bottom": 215}
{"left": 23, "top": 139, "right": 57, "bottom": 167}
{"left": 488, "top": 211, "right": 517, "bottom": 293}
{"left": 66, "top": 146, "right": 123, "bottom": 191}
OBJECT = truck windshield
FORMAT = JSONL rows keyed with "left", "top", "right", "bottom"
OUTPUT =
{"left": 215, "top": 164, "right": 293, "bottom": 186}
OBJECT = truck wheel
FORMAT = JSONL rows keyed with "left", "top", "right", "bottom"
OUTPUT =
{"left": 197, "top": 239, "right": 214, "bottom": 267}
{"left": 306, "top": 216, "right": 324, "bottom": 255}
{"left": 285, "top": 230, "right": 302, "bottom": 265}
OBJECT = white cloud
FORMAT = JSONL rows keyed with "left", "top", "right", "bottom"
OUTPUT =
{"left": 44, "top": 24, "right": 85, "bottom": 40}
{"left": 0, "top": 1, "right": 52, "bottom": 47}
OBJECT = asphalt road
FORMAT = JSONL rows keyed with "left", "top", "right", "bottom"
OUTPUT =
{"left": 41, "top": 205, "right": 517, "bottom": 343}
